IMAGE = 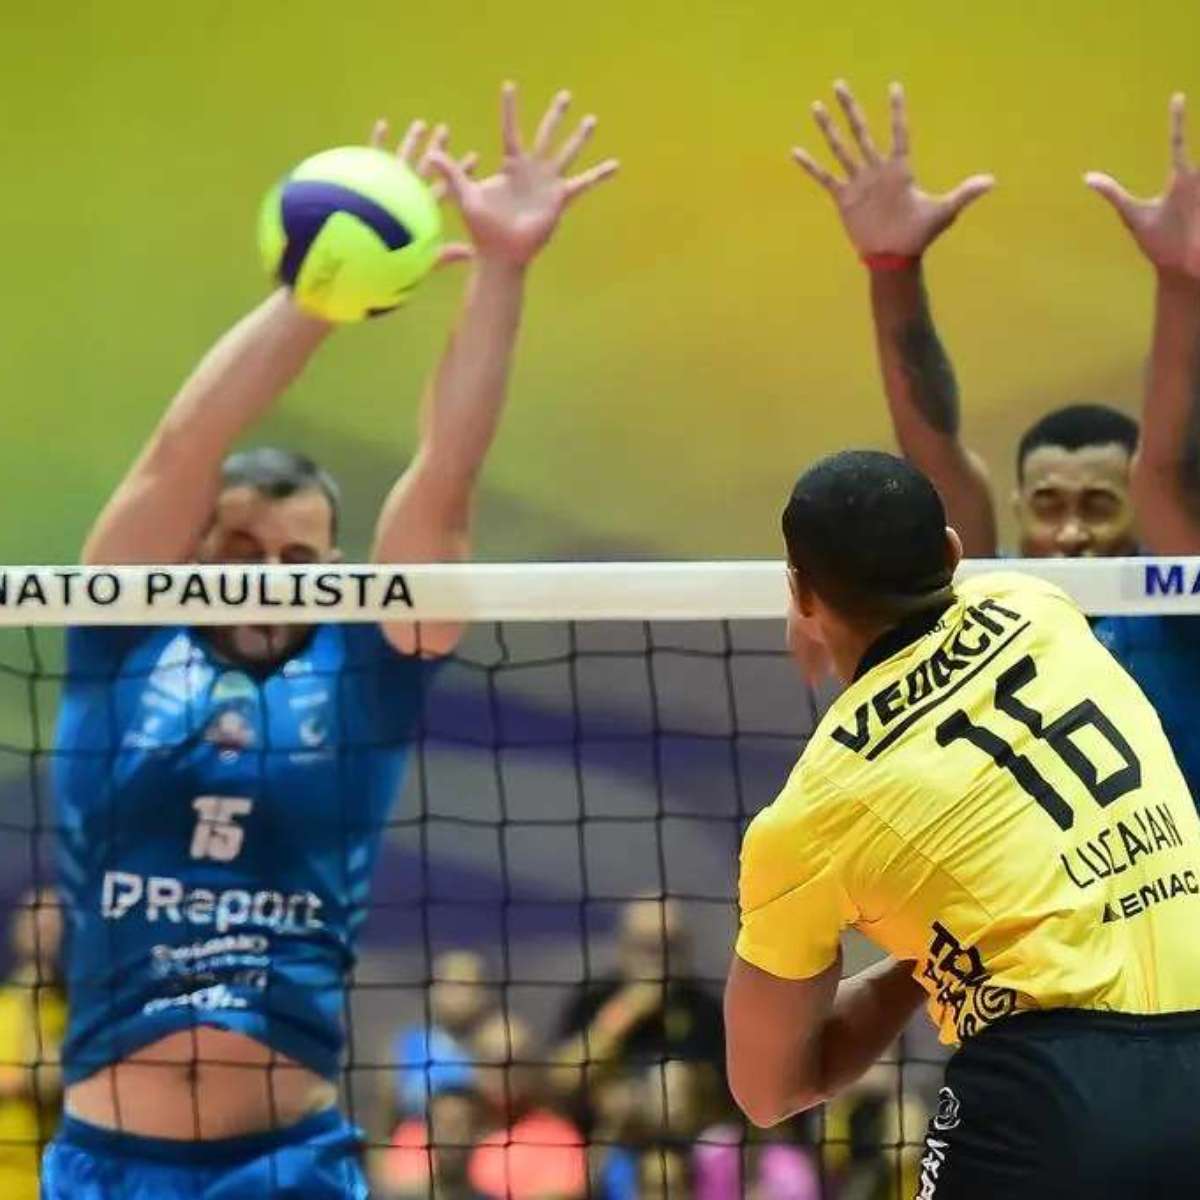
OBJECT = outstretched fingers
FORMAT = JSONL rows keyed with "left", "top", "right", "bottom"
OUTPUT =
{"left": 563, "top": 158, "right": 620, "bottom": 204}
{"left": 533, "top": 90, "right": 572, "bottom": 158}
{"left": 427, "top": 150, "right": 474, "bottom": 208}
{"left": 811, "top": 100, "right": 858, "bottom": 177}
{"left": 416, "top": 124, "right": 450, "bottom": 172}
{"left": 500, "top": 81, "right": 523, "bottom": 158}
{"left": 792, "top": 146, "right": 840, "bottom": 194}
{"left": 1083, "top": 171, "right": 1142, "bottom": 227}
{"left": 396, "top": 119, "right": 429, "bottom": 164}
{"left": 942, "top": 173, "right": 996, "bottom": 217}
{"left": 554, "top": 114, "right": 598, "bottom": 174}
{"left": 428, "top": 147, "right": 478, "bottom": 202}
{"left": 1170, "top": 92, "right": 1190, "bottom": 173}
{"left": 889, "top": 82, "right": 910, "bottom": 159}
{"left": 833, "top": 79, "right": 880, "bottom": 164}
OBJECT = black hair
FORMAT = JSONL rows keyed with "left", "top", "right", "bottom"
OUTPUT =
{"left": 782, "top": 450, "right": 953, "bottom": 620}
{"left": 220, "top": 447, "right": 342, "bottom": 539}
{"left": 1016, "top": 404, "right": 1139, "bottom": 481}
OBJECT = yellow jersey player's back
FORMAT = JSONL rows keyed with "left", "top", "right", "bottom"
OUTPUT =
{"left": 794, "top": 570, "right": 1200, "bottom": 1043}
{"left": 726, "top": 450, "right": 1200, "bottom": 1199}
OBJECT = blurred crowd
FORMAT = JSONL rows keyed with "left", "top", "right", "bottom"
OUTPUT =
{"left": 0, "top": 888, "right": 930, "bottom": 1199}
{"left": 369, "top": 898, "right": 931, "bottom": 1200}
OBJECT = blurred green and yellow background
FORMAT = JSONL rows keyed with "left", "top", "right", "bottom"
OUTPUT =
{"left": 1, "top": 0, "right": 1195, "bottom": 561}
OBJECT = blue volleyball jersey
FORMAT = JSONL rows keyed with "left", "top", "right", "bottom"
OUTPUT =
{"left": 52, "top": 622, "right": 436, "bottom": 1085}
{"left": 1094, "top": 615, "right": 1200, "bottom": 808}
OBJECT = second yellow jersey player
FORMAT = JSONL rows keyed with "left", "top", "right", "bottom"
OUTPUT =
{"left": 737, "top": 570, "right": 1200, "bottom": 1043}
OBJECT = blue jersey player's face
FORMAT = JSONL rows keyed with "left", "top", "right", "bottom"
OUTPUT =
{"left": 195, "top": 484, "right": 340, "bottom": 666}
{"left": 1013, "top": 443, "right": 1138, "bottom": 559}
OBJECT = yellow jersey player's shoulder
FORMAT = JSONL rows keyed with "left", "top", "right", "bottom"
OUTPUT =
{"left": 737, "top": 759, "right": 862, "bottom": 980}
{"left": 956, "top": 569, "right": 1082, "bottom": 619}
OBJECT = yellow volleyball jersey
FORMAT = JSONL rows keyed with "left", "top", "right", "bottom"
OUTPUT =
{"left": 737, "top": 572, "right": 1200, "bottom": 1045}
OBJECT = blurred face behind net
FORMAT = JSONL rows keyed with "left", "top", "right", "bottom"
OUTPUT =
{"left": 430, "top": 950, "right": 490, "bottom": 1034}
{"left": 1014, "top": 443, "right": 1137, "bottom": 558}
{"left": 195, "top": 484, "right": 339, "bottom": 665}
{"left": 10, "top": 888, "right": 62, "bottom": 977}
{"left": 619, "top": 899, "right": 685, "bottom": 982}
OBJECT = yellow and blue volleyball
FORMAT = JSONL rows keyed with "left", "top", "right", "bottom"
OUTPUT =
{"left": 258, "top": 146, "right": 443, "bottom": 323}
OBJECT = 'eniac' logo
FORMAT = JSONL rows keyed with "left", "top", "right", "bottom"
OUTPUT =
{"left": 932, "top": 1086, "right": 962, "bottom": 1132}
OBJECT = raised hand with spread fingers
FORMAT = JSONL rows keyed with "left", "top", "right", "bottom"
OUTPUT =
{"left": 371, "top": 84, "right": 620, "bottom": 656}
{"left": 1086, "top": 93, "right": 1200, "bottom": 278}
{"left": 791, "top": 81, "right": 999, "bottom": 559}
{"left": 368, "top": 117, "right": 480, "bottom": 269}
{"left": 428, "top": 82, "right": 619, "bottom": 267}
{"left": 1090, "top": 94, "right": 1200, "bottom": 554}
{"left": 794, "top": 80, "right": 994, "bottom": 259}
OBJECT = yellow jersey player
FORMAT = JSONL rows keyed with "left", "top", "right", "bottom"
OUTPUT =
{"left": 724, "top": 450, "right": 1200, "bottom": 1198}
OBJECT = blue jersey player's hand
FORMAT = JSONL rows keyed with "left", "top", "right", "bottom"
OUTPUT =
{"left": 426, "top": 82, "right": 620, "bottom": 268}
{"left": 1086, "top": 93, "right": 1200, "bottom": 278}
{"left": 368, "top": 117, "right": 479, "bottom": 270}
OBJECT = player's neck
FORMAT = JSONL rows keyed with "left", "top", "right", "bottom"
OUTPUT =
{"left": 830, "top": 600, "right": 954, "bottom": 685}
{"left": 827, "top": 622, "right": 890, "bottom": 685}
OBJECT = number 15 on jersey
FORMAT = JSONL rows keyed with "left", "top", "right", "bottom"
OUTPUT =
{"left": 190, "top": 797, "right": 253, "bottom": 862}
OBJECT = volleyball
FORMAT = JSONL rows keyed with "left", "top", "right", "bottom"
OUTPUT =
{"left": 258, "top": 146, "right": 443, "bottom": 323}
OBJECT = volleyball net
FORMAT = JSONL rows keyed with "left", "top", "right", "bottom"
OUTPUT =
{"left": 0, "top": 556, "right": 1197, "bottom": 1197}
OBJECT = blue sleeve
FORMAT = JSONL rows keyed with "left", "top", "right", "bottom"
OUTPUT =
{"left": 341, "top": 624, "right": 446, "bottom": 744}
{"left": 64, "top": 626, "right": 153, "bottom": 680}
{"left": 1091, "top": 616, "right": 1129, "bottom": 658}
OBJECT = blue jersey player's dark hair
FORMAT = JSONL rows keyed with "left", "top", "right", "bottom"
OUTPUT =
{"left": 1016, "top": 404, "right": 1139, "bottom": 482}
{"left": 221, "top": 447, "right": 342, "bottom": 538}
{"left": 782, "top": 450, "right": 954, "bottom": 621}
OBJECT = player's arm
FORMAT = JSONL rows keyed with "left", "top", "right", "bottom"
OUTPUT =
{"left": 725, "top": 784, "right": 926, "bottom": 1127}
{"left": 82, "top": 293, "right": 332, "bottom": 565}
{"left": 373, "top": 84, "right": 618, "bottom": 657}
{"left": 793, "top": 81, "right": 998, "bottom": 556}
{"left": 725, "top": 951, "right": 923, "bottom": 1128}
{"left": 1087, "top": 93, "right": 1200, "bottom": 553}
{"left": 82, "top": 118, "right": 478, "bottom": 569}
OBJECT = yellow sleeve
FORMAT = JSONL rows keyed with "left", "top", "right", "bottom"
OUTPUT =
{"left": 735, "top": 770, "right": 859, "bottom": 980}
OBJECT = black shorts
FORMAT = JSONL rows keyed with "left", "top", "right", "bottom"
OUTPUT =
{"left": 916, "top": 1008, "right": 1200, "bottom": 1199}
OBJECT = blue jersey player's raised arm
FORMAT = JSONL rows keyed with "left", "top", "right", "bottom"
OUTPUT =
{"left": 1084, "top": 92, "right": 1200, "bottom": 798}
{"left": 43, "top": 85, "right": 617, "bottom": 1200}
{"left": 791, "top": 80, "right": 1200, "bottom": 804}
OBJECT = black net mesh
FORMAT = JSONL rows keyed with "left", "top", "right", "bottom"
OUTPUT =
{"left": 0, "top": 617, "right": 948, "bottom": 1198}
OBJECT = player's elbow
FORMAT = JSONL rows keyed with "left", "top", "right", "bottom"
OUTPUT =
{"left": 734, "top": 1092, "right": 789, "bottom": 1130}
{"left": 732, "top": 1083, "right": 823, "bottom": 1130}
{"left": 728, "top": 1061, "right": 825, "bottom": 1129}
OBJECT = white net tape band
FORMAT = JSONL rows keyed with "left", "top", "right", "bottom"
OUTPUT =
{"left": 0, "top": 557, "right": 1198, "bottom": 626}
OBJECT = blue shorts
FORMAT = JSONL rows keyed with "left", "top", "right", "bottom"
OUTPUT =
{"left": 41, "top": 1108, "right": 367, "bottom": 1199}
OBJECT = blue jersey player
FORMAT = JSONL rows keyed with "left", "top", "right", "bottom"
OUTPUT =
{"left": 42, "top": 85, "right": 618, "bottom": 1200}
{"left": 790, "top": 80, "right": 1200, "bottom": 802}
